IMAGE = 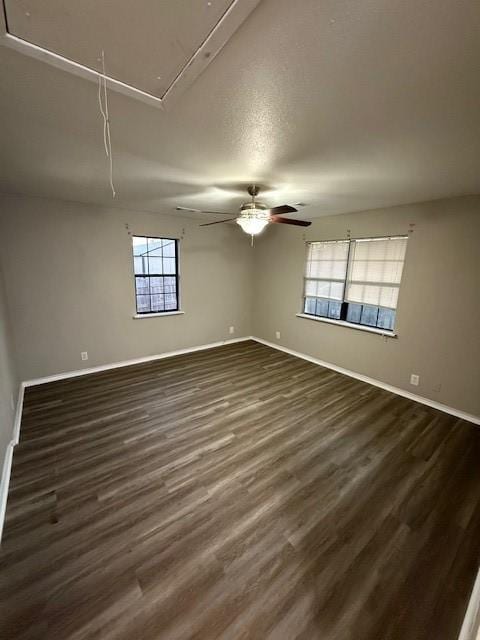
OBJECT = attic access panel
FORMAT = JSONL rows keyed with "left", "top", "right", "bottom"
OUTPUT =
{"left": 0, "top": 0, "right": 260, "bottom": 107}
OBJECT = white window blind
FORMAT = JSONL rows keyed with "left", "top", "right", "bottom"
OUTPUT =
{"left": 345, "top": 236, "right": 408, "bottom": 309}
{"left": 304, "top": 240, "right": 349, "bottom": 300}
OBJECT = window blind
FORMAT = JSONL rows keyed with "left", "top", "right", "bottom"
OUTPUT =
{"left": 345, "top": 236, "right": 408, "bottom": 309}
{"left": 304, "top": 240, "right": 349, "bottom": 300}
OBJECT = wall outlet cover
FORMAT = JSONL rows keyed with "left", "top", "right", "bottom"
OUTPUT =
{"left": 275, "top": 331, "right": 281, "bottom": 340}
{"left": 229, "top": 326, "right": 235, "bottom": 334}
{"left": 81, "top": 352, "right": 88, "bottom": 361}
{"left": 410, "top": 374, "right": 419, "bottom": 386}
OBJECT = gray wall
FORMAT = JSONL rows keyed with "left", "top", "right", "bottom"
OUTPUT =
{"left": 1, "top": 193, "right": 479, "bottom": 418}
{"left": 0, "top": 194, "right": 254, "bottom": 380}
{"left": 0, "top": 262, "right": 17, "bottom": 465}
{"left": 252, "top": 196, "right": 480, "bottom": 417}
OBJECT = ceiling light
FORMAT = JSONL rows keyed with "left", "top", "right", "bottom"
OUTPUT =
{"left": 236, "top": 209, "right": 270, "bottom": 236}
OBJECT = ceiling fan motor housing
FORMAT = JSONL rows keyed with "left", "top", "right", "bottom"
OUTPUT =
{"left": 240, "top": 201, "right": 268, "bottom": 214}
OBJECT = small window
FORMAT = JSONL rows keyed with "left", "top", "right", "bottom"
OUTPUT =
{"left": 303, "top": 236, "right": 408, "bottom": 332}
{"left": 132, "top": 236, "right": 179, "bottom": 314}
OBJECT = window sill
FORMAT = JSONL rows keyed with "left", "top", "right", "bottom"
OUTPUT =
{"left": 296, "top": 313, "right": 397, "bottom": 338}
{"left": 133, "top": 311, "right": 185, "bottom": 319}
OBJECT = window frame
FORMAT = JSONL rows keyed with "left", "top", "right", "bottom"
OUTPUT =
{"left": 301, "top": 235, "right": 408, "bottom": 335}
{"left": 131, "top": 235, "right": 180, "bottom": 316}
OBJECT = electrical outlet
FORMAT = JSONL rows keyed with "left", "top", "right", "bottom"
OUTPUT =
{"left": 229, "top": 326, "right": 235, "bottom": 335}
{"left": 275, "top": 331, "right": 281, "bottom": 340}
{"left": 410, "top": 374, "right": 419, "bottom": 386}
{"left": 81, "top": 352, "right": 88, "bottom": 361}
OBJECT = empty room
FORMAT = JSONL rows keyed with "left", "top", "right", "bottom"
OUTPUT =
{"left": 1, "top": 1, "right": 480, "bottom": 639}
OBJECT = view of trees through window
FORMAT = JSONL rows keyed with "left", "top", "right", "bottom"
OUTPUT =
{"left": 132, "top": 236, "right": 179, "bottom": 314}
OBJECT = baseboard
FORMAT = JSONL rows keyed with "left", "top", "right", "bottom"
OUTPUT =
{"left": 0, "top": 381, "right": 26, "bottom": 543}
{"left": 13, "top": 383, "right": 25, "bottom": 445}
{"left": 0, "top": 440, "right": 14, "bottom": 543}
{"left": 459, "top": 568, "right": 480, "bottom": 640}
{"left": 251, "top": 337, "right": 480, "bottom": 426}
{"left": 23, "top": 336, "right": 252, "bottom": 387}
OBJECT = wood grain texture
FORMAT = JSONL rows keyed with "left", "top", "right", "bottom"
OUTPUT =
{"left": 1, "top": 340, "right": 480, "bottom": 639}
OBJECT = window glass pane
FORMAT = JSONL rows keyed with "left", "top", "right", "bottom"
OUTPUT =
{"left": 304, "top": 279, "right": 344, "bottom": 300}
{"left": 360, "top": 305, "right": 379, "bottom": 327}
{"left": 317, "top": 280, "right": 344, "bottom": 300}
{"left": 352, "top": 237, "right": 407, "bottom": 262}
{"left": 162, "top": 240, "right": 176, "bottom": 257}
{"left": 345, "top": 237, "right": 407, "bottom": 310}
{"left": 346, "top": 283, "right": 399, "bottom": 308}
{"left": 135, "top": 277, "right": 150, "bottom": 296}
{"left": 165, "top": 294, "right": 178, "bottom": 310}
{"left": 306, "top": 241, "right": 349, "bottom": 280}
{"left": 162, "top": 257, "right": 176, "bottom": 274}
{"left": 147, "top": 237, "right": 163, "bottom": 257}
{"left": 149, "top": 276, "right": 164, "bottom": 295}
{"left": 307, "top": 260, "right": 348, "bottom": 280}
{"left": 328, "top": 301, "right": 341, "bottom": 319}
{"left": 136, "top": 295, "right": 151, "bottom": 313}
{"left": 151, "top": 294, "right": 165, "bottom": 312}
{"left": 377, "top": 307, "right": 395, "bottom": 330}
{"left": 305, "top": 280, "right": 317, "bottom": 297}
{"left": 164, "top": 276, "right": 176, "bottom": 294}
{"left": 346, "top": 303, "right": 362, "bottom": 323}
{"left": 134, "top": 257, "right": 147, "bottom": 275}
{"left": 147, "top": 257, "right": 163, "bottom": 274}
{"left": 315, "top": 298, "right": 329, "bottom": 317}
{"left": 304, "top": 297, "right": 316, "bottom": 315}
{"left": 350, "top": 260, "right": 405, "bottom": 284}
{"left": 132, "top": 237, "right": 147, "bottom": 256}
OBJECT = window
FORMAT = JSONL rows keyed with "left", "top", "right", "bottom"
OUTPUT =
{"left": 303, "top": 236, "right": 408, "bottom": 332}
{"left": 132, "top": 236, "right": 179, "bottom": 314}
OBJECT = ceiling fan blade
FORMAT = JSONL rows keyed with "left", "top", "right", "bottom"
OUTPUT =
{"left": 176, "top": 206, "right": 232, "bottom": 215}
{"left": 176, "top": 206, "right": 202, "bottom": 212}
{"left": 270, "top": 215, "right": 311, "bottom": 227}
{"left": 199, "top": 218, "right": 237, "bottom": 227}
{"left": 266, "top": 204, "right": 298, "bottom": 215}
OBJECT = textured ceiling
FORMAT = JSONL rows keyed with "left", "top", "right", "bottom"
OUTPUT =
{"left": 0, "top": 0, "right": 480, "bottom": 220}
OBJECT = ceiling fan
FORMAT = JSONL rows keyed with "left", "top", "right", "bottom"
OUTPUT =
{"left": 176, "top": 185, "right": 311, "bottom": 237}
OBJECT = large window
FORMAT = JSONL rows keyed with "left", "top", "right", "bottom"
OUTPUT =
{"left": 303, "top": 236, "right": 408, "bottom": 331}
{"left": 132, "top": 236, "right": 179, "bottom": 314}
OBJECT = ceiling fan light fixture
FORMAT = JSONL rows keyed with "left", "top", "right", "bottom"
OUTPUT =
{"left": 236, "top": 209, "right": 270, "bottom": 236}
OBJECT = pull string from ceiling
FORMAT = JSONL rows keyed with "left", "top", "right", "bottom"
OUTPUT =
{"left": 97, "top": 50, "right": 116, "bottom": 198}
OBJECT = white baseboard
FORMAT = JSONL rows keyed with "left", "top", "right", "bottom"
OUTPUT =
{"left": 23, "top": 336, "right": 252, "bottom": 387}
{"left": 13, "top": 383, "right": 25, "bottom": 445}
{"left": 0, "top": 441, "right": 14, "bottom": 543}
{"left": 251, "top": 337, "right": 480, "bottom": 426}
{"left": 0, "top": 381, "right": 25, "bottom": 543}
{"left": 459, "top": 568, "right": 480, "bottom": 640}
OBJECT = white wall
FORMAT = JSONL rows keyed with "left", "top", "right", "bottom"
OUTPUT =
{"left": 0, "top": 193, "right": 254, "bottom": 380}
{"left": 252, "top": 196, "right": 480, "bottom": 417}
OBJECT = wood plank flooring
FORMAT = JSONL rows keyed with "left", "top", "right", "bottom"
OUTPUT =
{"left": 1, "top": 340, "right": 480, "bottom": 639}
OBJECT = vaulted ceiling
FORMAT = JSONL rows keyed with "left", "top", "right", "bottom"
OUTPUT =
{"left": 0, "top": 0, "right": 479, "bottom": 219}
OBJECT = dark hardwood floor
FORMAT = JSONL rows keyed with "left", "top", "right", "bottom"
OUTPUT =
{"left": 1, "top": 340, "right": 480, "bottom": 639}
